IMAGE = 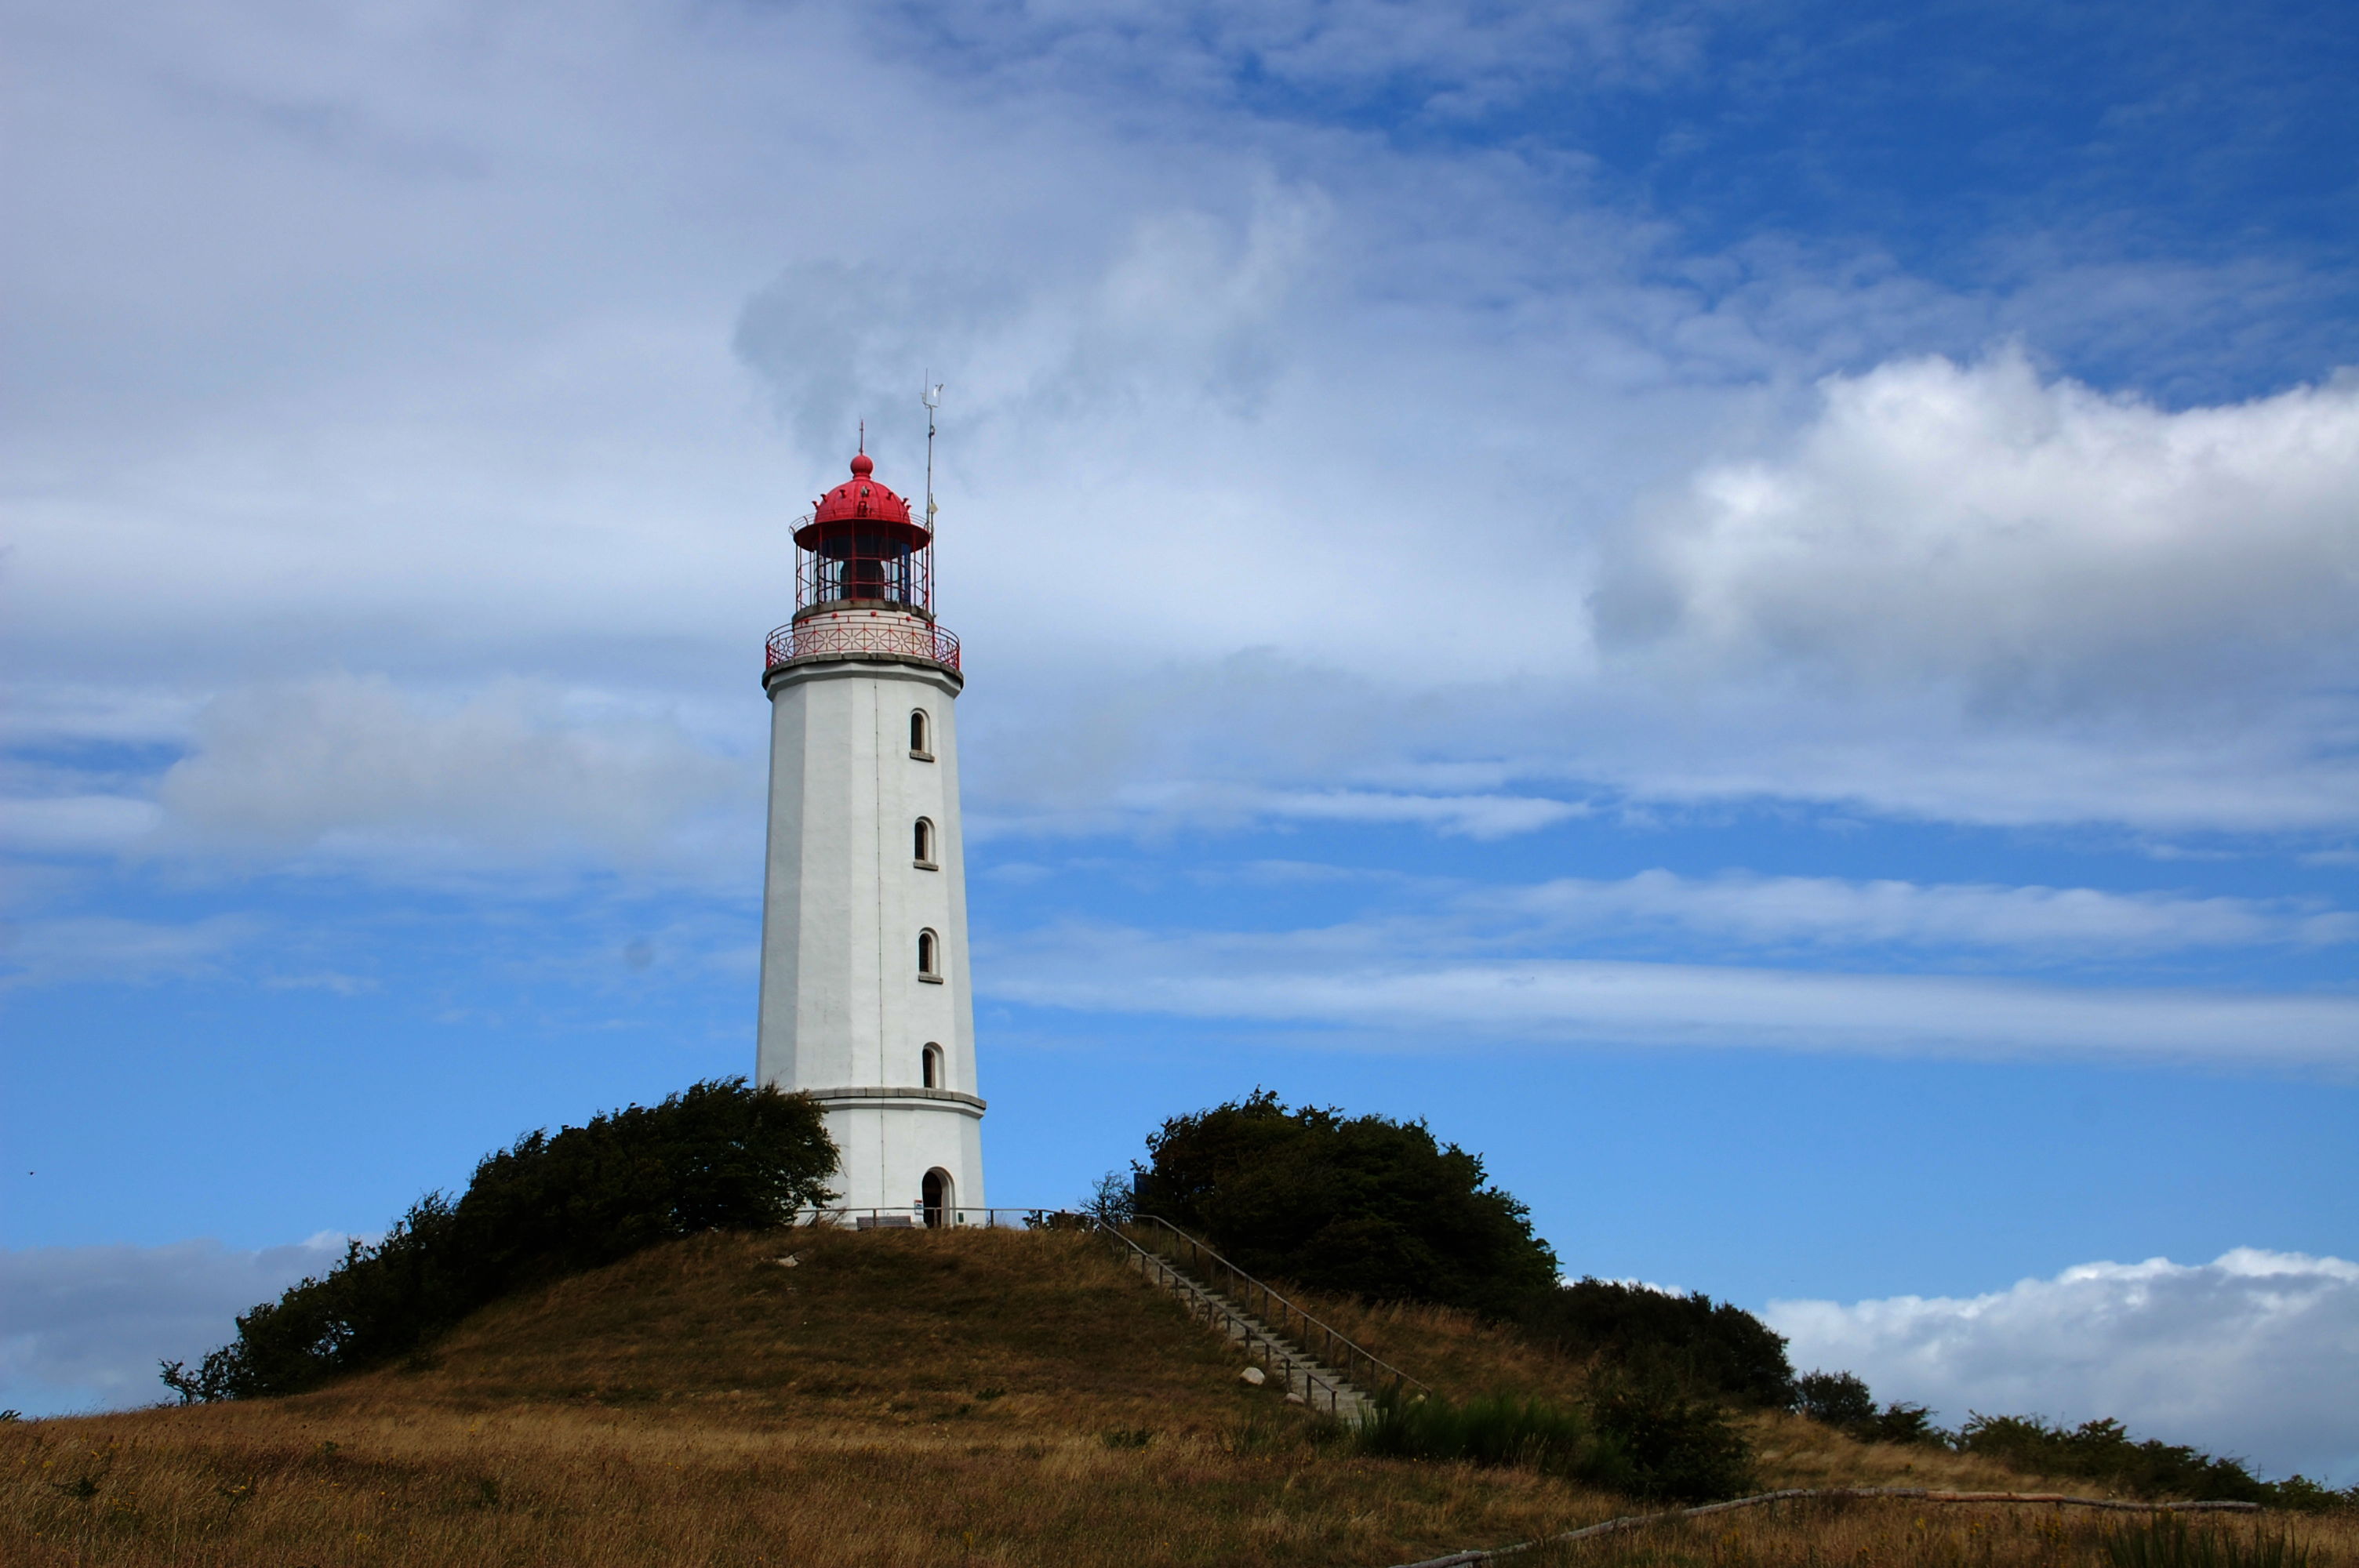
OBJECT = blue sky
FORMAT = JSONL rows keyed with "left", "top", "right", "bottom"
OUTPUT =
{"left": 4, "top": 0, "right": 2357, "bottom": 1481}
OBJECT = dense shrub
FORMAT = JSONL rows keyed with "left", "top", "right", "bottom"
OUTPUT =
{"left": 1796, "top": 1368, "right": 1945, "bottom": 1444}
{"left": 1587, "top": 1368, "right": 1759, "bottom": 1502}
{"left": 1957, "top": 1414, "right": 2332, "bottom": 1506}
{"left": 2041, "top": 1414, "right": 2359, "bottom": 1508}
{"left": 1129, "top": 1091, "right": 1558, "bottom": 1316}
{"left": 1854, "top": 1400, "right": 1946, "bottom": 1445}
{"left": 2267, "top": 1475, "right": 2359, "bottom": 1512}
{"left": 1354, "top": 1388, "right": 1628, "bottom": 1488}
{"left": 1795, "top": 1369, "right": 1875, "bottom": 1427}
{"left": 1522, "top": 1279, "right": 1797, "bottom": 1408}
{"left": 162, "top": 1079, "right": 836, "bottom": 1402}
{"left": 1798, "top": 1372, "right": 2354, "bottom": 1510}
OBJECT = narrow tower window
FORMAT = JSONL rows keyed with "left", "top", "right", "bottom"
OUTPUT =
{"left": 914, "top": 817, "right": 936, "bottom": 866}
{"left": 917, "top": 928, "right": 940, "bottom": 979}
{"left": 909, "top": 710, "right": 932, "bottom": 757}
{"left": 921, "top": 1043, "right": 943, "bottom": 1089}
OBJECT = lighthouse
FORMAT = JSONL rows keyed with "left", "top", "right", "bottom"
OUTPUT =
{"left": 755, "top": 437, "right": 984, "bottom": 1224}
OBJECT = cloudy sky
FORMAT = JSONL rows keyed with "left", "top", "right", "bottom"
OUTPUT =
{"left": 5, "top": 0, "right": 2355, "bottom": 1479}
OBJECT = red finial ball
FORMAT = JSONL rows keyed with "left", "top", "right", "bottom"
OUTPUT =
{"left": 806, "top": 449, "right": 916, "bottom": 532}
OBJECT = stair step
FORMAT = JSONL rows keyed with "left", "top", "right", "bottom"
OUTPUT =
{"left": 1116, "top": 1245, "right": 1379, "bottom": 1422}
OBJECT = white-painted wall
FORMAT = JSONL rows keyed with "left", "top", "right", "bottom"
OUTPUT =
{"left": 756, "top": 627, "right": 985, "bottom": 1216}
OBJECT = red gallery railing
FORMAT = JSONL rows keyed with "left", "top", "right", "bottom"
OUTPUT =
{"left": 766, "top": 616, "right": 961, "bottom": 673}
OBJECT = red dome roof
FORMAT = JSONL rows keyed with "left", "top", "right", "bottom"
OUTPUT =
{"left": 812, "top": 452, "right": 914, "bottom": 526}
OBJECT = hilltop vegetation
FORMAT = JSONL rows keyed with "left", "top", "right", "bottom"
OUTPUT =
{"left": 1119, "top": 1091, "right": 2356, "bottom": 1515}
{"left": 164, "top": 1080, "right": 835, "bottom": 1402}
{"left": 1126, "top": 1090, "right": 1561, "bottom": 1316}
{"left": 1791, "top": 1372, "right": 2357, "bottom": 1513}
{"left": 11, "top": 1225, "right": 2354, "bottom": 1566}
{"left": 7, "top": 1083, "right": 2346, "bottom": 1566}
{"left": 1124, "top": 1095, "right": 1790, "bottom": 1396}
{"left": 6, "top": 1227, "right": 1623, "bottom": 1566}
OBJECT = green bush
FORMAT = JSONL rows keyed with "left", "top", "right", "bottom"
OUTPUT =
{"left": 1521, "top": 1279, "right": 1797, "bottom": 1408}
{"left": 1958, "top": 1414, "right": 2354, "bottom": 1508}
{"left": 1586, "top": 1368, "right": 1758, "bottom": 1502}
{"left": 1129, "top": 1091, "right": 1558, "bottom": 1317}
{"left": 2266, "top": 1474, "right": 2359, "bottom": 1513}
{"left": 1797, "top": 1377, "right": 2354, "bottom": 1508}
{"left": 1354, "top": 1388, "right": 1629, "bottom": 1490}
{"left": 1961, "top": 1414, "right": 2274, "bottom": 1504}
{"left": 1854, "top": 1400, "right": 1945, "bottom": 1446}
{"left": 162, "top": 1079, "right": 836, "bottom": 1402}
{"left": 1794, "top": 1369, "right": 1875, "bottom": 1427}
{"left": 1796, "top": 1368, "right": 1947, "bottom": 1445}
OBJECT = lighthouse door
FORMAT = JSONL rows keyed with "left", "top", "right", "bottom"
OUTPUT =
{"left": 921, "top": 1169, "right": 951, "bottom": 1228}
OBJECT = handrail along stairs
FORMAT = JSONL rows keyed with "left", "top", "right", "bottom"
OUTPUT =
{"left": 1090, "top": 1212, "right": 1429, "bottom": 1416}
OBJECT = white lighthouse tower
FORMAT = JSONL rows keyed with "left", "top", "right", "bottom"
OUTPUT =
{"left": 755, "top": 432, "right": 984, "bottom": 1223}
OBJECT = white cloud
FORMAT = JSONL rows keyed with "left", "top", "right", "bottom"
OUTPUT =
{"left": 1016, "top": 782, "right": 1588, "bottom": 840}
{"left": 1490, "top": 870, "right": 2357, "bottom": 953}
{"left": 735, "top": 187, "right": 1329, "bottom": 455}
{"left": 9, "top": 0, "right": 2359, "bottom": 885}
{"left": 0, "top": 914, "right": 260, "bottom": 990}
{"left": 1768, "top": 1250, "right": 2359, "bottom": 1486}
{"left": 0, "top": 796, "right": 162, "bottom": 856}
{"left": 1252, "top": 789, "right": 1587, "bottom": 838}
{"left": 147, "top": 674, "right": 754, "bottom": 877}
{"left": 983, "top": 921, "right": 2359, "bottom": 1067}
{"left": 0, "top": 1235, "right": 347, "bottom": 1417}
{"left": 1597, "top": 349, "right": 2359, "bottom": 713}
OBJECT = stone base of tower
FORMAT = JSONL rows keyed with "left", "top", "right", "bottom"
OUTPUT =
{"left": 805, "top": 1090, "right": 987, "bottom": 1218}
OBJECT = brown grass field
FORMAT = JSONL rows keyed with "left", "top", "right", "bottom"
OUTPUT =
{"left": 4, "top": 1225, "right": 2350, "bottom": 1566}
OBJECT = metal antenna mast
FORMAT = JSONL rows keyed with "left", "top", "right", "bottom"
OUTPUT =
{"left": 921, "top": 379, "right": 944, "bottom": 539}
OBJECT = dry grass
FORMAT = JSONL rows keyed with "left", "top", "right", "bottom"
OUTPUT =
{"left": 1743, "top": 1408, "right": 2110, "bottom": 1495}
{"left": 1286, "top": 1282, "right": 2318, "bottom": 1507}
{"left": 1520, "top": 1497, "right": 2359, "bottom": 1566}
{"left": 1280, "top": 1287, "right": 1594, "bottom": 1406}
{"left": 0, "top": 1227, "right": 1618, "bottom": 1566}
{"left": 5, "top": 1227, "right": 2346, "bottom": 1566}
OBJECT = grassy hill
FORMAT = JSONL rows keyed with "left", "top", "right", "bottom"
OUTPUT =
{"left": 5, "top": 1225, "right": 2350, "bottom": 1566}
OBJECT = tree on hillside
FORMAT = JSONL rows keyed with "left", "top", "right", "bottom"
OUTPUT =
{"left": 1521, "top": 1278, "right": 1797, "bottom": 1408}
{"left": 1793, "top": 1368, "right": 1941, "bottom": 1443}
{"left": 1794, "top": 1369, "right": 1876, "bottom": 1428}
{"left": 163, "top": 1078, "right": 836, "bottom": 1402}
{"left": 1129, "top": 1091, "right": 1558, "bottom": 1316}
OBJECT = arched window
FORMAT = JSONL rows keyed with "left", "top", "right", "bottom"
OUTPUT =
{"left": 909, "top": 710, "right": 931, "bottom": 757}
{"left": 917, "top": 928, "right": 940, "bottom": 978}
{"left": 921, "top": 1043, "right": 943, "bottom": 1089}
{"left": 913, "top": 817, "right": 935, "bottom": 866}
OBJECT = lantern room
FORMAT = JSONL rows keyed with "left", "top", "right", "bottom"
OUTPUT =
{"left": 768, "top": 448, "right": 960, "bottom": 674}
{"left": 794, "top": 452, "right": 933, "bottom": 618}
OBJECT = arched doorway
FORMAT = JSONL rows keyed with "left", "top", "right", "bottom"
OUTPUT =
{"left": 921, "top": 1168, "right": 952, "bottom": 1228}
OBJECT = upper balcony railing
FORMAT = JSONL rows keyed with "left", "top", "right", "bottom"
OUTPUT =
{"left": 767, "top": 615, "right": 961, "bottom": 673}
